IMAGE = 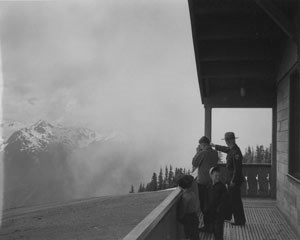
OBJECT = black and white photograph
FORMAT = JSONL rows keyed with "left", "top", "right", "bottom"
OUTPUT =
{"left": 0, "top": 0, "right": 299, "bottom": 239}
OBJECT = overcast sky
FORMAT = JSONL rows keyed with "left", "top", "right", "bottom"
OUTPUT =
{"left": 0, "top": 0, "right": 272, "bottom": 169}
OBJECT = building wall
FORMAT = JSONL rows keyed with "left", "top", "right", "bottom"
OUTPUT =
{"left": 276, "top": 39, "right": 300, "bottom": 237}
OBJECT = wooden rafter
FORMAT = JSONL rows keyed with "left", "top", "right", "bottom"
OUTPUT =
{"left": 253, "top": 0, "right": 296, "bottom": 41}
{"left": 198, "top": 40, "right": 275, "bottom": 61}
{"left": 201, "top": 61, "right": 275, "bottom": 78}
{"left": 197, "top": 14, "right": 282, "bottom": 40}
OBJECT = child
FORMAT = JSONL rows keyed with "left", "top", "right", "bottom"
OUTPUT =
{"left": 178, "top": 174, "right": 199, "bottom": 240}
{"left": 205, "top": 166, "right": 229, "bottom": 240}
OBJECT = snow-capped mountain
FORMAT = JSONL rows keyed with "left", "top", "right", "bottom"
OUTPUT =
{"left": 2, "top": 119, "right": 131, "bottom": 210}
{"left": 0, "top": 119, "right": 27, "bottom": 150}
{"left": 3, "top": 120, "right": 106, "bottom": 153}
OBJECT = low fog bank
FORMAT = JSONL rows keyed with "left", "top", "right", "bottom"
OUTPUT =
{"left": 69, "top": 139, "right": 152, "bottom": 198}
{"left": 3, "top": 126, "right": 201, "bottom": 210}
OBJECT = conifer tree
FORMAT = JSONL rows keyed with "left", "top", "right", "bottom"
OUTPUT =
{"left": 164, "top": 165, "right": 169, "bottom": 188}
{"left": 168, "top": 165, "right": 174, "bottom": 187}
{"left": 251, "top": 147, "right": 255, "bottom": 162}
{"left": 264, "top": 144, "right": 272, "bottom": 163}
{"left": 158, "top": 168, "right": 164, "bottom": 190}
{"left": 255, "top": 145, "right": 265, "bottom": 163}
{"left": 129, "top": 185, "right": 134, "bottom": 193}
{"left": 150, "top": 172, "right": 158, "bottom": 191}
{"left": 244, "top": 146, "right": 253, "bottom": 163}
{"left": 138, "top": 183, "right": 144, "bottom": 192}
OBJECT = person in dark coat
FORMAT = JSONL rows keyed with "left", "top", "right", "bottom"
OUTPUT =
{"left": 211, "top": 132, "right": 246, "bottom": 226}
{"left": 192, "top": 136, "right": 218, "bottom": 232}
{"left": 177, "top": 175, "right": 200, "bottom": 240}
{"left": 205, "top": 166, "right": 229, "bottom": 240}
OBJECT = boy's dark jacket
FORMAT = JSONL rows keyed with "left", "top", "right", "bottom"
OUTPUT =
{"left": 205, "top": 181, "right": 231, "bottom": 220}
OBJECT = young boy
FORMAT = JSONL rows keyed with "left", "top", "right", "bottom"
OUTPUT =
{"left": 205, "top": 166, "right": 229, "bottom": 240}
{"left": 178, "top": 174, "right": 199, "bottom": 240}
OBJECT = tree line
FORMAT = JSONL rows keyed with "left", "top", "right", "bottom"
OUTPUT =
{"left": 129, "top": 144, "right": 272, "bottom": 193}
{"left": 129, "top": 165, "right": 190, "bottom": 193}
{"left": 243, "top": 144, "right": 272, "bottom": 163}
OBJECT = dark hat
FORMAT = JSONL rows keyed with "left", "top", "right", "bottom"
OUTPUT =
{"left": 178, "top": 175, "right": 194, "bottom": 189}
{"left": 221, "top": 132, "right": 238, "bottom": 140}
{"left": 199, "top": 136, "right": 210, "bottom": 144}
{"left": 209, "top": 166, "right": 221, "bottom": 175}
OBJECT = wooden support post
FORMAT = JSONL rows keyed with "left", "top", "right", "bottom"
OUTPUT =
{"left": 204, "top": 106, "right": 212, "bottom": 141}
{"left": 271, "top": 106, "right": 277, "bottom": 199}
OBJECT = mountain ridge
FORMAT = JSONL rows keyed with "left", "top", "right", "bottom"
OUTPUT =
{"left": 2, "top": 119, "right": 131, "bottom": 209}
{"left": 1, "top": 119, "right": 121, "bottom": 154}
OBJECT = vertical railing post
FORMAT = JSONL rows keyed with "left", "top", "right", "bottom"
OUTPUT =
{"left": 256, "top": 174, "right": 260, "bottom": 196}
{"left": 245, "top": 175, "right": 249, "bottom": 196}
{"left": 266, "top": 173, "right": 271, "bottom": 196}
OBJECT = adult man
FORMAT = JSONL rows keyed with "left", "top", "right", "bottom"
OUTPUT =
{"left": 211, "top": 132, "right": 246, "bottom": 226}
{"left": 192, "top": 136, "right": 218, "bottom": 232}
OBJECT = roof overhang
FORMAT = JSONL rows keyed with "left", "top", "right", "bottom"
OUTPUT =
{"left": 188, "top": 0, "right": 297, "bottom": 108}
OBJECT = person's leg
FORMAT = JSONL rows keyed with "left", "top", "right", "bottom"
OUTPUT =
{"left": 204, "top": 211, "right": 214, "bottom": 232}
{"left": 190, "top": 213, "right": 200, "bottom": 240}
{"left": 213, "top": 213, "right": 224, "bottom": 240}
{"left": 199, "top": 210, "right": 213, "bottom": 233}
{"left": 197, "top": 184, "right": 206, "bottom": 213}
{"left": 183, "top": 216, "right": 192, "bottom": 239}
{"left": 183, "top": 213, "right": 199, "bottom": 240}
{"left": 198, "top": 184, "right": 212, "bottom": 230}
{"left": 229, "top": 185, "right": 246, "bottom": 225}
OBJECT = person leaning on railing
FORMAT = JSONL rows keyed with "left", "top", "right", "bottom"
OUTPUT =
{"left": 177, "top": 174, "right": 200, "bottom": 240}
{"left": 211, "top": 132, "right": 246, "bottom": 226}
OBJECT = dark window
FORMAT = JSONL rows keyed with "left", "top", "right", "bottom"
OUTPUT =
{"left": 289, "top": 70, "right": 300, "bottom": 180}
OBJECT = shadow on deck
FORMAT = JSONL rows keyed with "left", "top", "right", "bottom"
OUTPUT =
{"left": 198, "top": 199, "right": 298, "bottom": 240}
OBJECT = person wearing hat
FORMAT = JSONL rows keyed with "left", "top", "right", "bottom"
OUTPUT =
{"left": 211, "top": 132, "right": 246, "bottom": 226}
{"left": 177, "top": 174, "right": 200, "bottom": 240}
{"left": 192, "top": 136, "right": 218, "bottom": 232}
{"left": 205, "top": 166, "right": 229, "bottom": 240}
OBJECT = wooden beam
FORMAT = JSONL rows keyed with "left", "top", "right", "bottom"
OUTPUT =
{"left": 253, "top": 0, "right": 296, "bottom": 41}
{"left": 209, "top": 77, "right": 276, "bottom": 90}
{"left": 201, "top": 61, "right": 275, "bottom": 78}
{"left": 203, "top": 88, "right": 276, "bottom": 108}
{"left": 188, "top": 0, "right": 206, "bottom": 102}
{"left": 198, "top": 40, "right": 276, "bottom": 61}
{"left": 195, "top": 5, "right": 258, "bottom": 16}
{"left": 197, "top": 15, "right": 283, "bottom": 40}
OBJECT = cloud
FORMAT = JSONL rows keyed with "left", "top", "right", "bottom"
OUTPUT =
{"left": 27, "top": 97, "right": 38, "bottom": 105}
{"left": 0, "top": 1, "right": 203, "bottom": 172}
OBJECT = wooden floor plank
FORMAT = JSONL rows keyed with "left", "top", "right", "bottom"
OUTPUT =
{"left": 197, "top": 199, "right": 299, "bottom": 240}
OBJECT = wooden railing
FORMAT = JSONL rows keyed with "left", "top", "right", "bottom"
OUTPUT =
{"left": 123, "top": 188, "right": 184, "bottom": 240}
{"left": 123, "top": 164, "right": 273, "bottom": 239}
{"left": 218, "top": 163, "right": 273, "bottom": 198}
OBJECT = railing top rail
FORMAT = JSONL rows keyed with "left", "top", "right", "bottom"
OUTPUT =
{"left": 217, "top": 162, "right": 272, "bottom": 167}
{"left": 122, "top": 188, "right": 182, "bottom": 240}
